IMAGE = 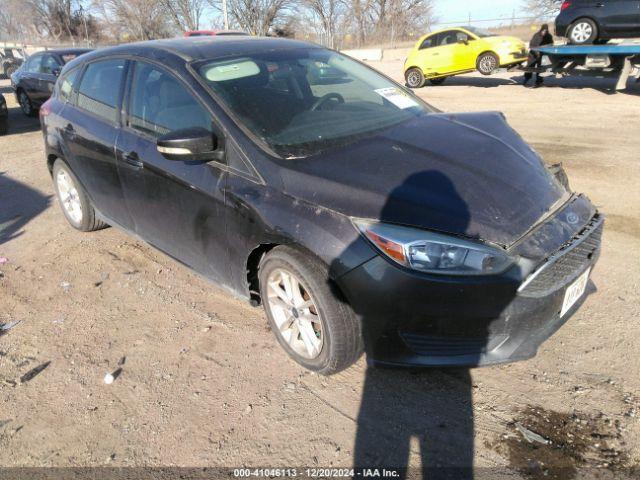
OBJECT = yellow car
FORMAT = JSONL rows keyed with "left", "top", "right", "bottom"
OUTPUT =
{"left": 404, "top": 26, "right": 528, "bottom": 88}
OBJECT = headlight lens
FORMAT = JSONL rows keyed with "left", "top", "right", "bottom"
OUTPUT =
{"left": 354, "top": 220, "right": 513, "bottom": 275}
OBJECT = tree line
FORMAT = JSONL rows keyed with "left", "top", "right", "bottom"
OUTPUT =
{"left": 0, "top": 0, "right": 437, "bottom": 48}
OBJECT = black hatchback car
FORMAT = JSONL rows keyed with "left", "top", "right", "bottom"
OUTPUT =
{"left": 556, "top": 0, "right": 640, "bottom": 44}
{"left": 11, "top": 48, "right": 91, "bottom": 116}
{"left": 41, "top": 37, "right": 603, "bottom": 374}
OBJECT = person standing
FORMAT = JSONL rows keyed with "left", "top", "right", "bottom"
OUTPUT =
{"left": 524, "top": 24, "right": 554, "bottom": 87}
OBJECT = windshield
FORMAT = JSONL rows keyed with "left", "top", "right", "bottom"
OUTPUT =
{"left": 464, "top": 26, "right": 495, "bottom": 38}
{"left": 197, "top": 48, "right": 434, "bottom": 157}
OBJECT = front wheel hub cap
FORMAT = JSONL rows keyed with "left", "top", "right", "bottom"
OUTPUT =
{"left": 266, "top": 268, "right": 324, "bottom": 360}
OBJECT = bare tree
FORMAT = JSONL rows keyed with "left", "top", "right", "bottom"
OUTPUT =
{"left": 523, "top": 0, "right": 562, "bottom": 19}
{"left": 301, "top": 0, "right": 344, "bottom": 48}
{"left": 96, "top": 0, "right": 173, "bottom": 41}
{"left": 339, "top": 0, "right": 434, "bottom": 46}
{"left": 0, "top": 0, "right": 93, "bottom": 43}
{"left": 207, "top": 0, "right": 291, "bottom": 36}
{"left": 159, "top": 0, "right": 208, "bottom": 32}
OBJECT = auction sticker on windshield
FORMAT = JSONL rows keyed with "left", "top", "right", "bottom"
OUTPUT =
{"left": 561, "top": 268, "right": 591, "bottom": 318}
{"left": 375, "top": 87, "right": 419, "bottom": 109}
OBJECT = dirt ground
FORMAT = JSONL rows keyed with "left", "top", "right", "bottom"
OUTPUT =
{"left": 1, "top": 60, "right": 639, "bottom": 479}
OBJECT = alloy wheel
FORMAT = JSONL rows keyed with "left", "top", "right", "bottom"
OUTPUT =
{"left": 56, "top": 168, "right": 83, "bottom": 224}
{"left": 266, "top": 268, "right": 324, "bottom": 360}
{"left": 571, "top": 22, "right": 593, "bottom": 44}
{"left": 406, "top": 69, "right": 424, "bottom": 88}
{"left": 479, "top": 55, "right": 497, "bottom": 74}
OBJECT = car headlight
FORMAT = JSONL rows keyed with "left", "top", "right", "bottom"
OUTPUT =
{"left": 354, "top": 220, "right": 514, "bottom": 275}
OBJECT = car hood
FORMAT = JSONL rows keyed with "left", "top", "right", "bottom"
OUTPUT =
{"left": 277, "top": 112, "right": 568, "bottom": 248}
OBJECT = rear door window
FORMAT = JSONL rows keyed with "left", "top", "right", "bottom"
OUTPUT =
{"left": 76, "top": 59, "right": 126, "bottom": 123}
{"left": 127, "top": 61, "right": 212, "bottom": 138}
{"left": 41, "top": 55, "right": 61, "bottom": 75}
{"left": 25, "top": 55, "right": 42, "bottom": 73}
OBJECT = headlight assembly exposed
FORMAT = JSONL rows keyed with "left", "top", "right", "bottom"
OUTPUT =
{"left": 353, "top": 220, "right": 514, "bottom": 275}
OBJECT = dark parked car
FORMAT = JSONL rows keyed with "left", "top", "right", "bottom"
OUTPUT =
{"left": 40, "top": 37, "right": 603, "bottom": 374}
{"left": 556, "top": 0, "right": 640, "bottom": 44}
{"left": 11, "top": 48, "right": 91, "bottom": 116}
{"left": 0, "top": 93, "right": 7, "bottom": 135}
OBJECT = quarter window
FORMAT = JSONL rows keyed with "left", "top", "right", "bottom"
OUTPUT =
{"left": 127, "top": 62, "right": 212, "bottom": 138}
{"left": 419, "top": 35, "right": 437, "bottom": 49}
{"left": 77, "top": 59, "right": 126, "bottom": 123}
{"left": 57, "top": 68, "right": 80, "bottom": 103}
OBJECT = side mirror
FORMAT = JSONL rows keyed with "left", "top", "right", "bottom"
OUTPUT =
{"left": 52, "top": 68, "right": 61, "bottom": 77}
{"left": 157, "top": 127, "right": 225, "bottom": 162}
{"left": 458, "top": 39, "right": 469, "bottom": 46}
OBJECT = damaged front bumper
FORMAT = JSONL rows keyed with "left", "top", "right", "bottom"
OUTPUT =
{"left": 337, "top": 196, "right": 603, "bottom": 368}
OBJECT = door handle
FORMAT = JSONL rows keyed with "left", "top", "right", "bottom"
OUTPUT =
{"left": 595, "top": 2, "right": 604, "bottom": 7}
{"left": 64, "top": 124, "right": 76, "bottom": 139}
{"left": 122, "top": 151, "right": 144, "bottom": 169}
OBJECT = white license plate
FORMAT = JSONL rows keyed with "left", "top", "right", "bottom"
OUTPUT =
{"left": 560, "top": 268, "right": 591, "bottom": 318}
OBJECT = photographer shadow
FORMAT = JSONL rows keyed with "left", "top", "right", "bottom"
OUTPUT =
{"left": 338, "top": 171, "right": 521, "bottom": 479}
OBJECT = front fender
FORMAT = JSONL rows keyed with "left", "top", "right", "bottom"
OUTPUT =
{"left": 225, "top": 174, "right": 377, "bottom": 298}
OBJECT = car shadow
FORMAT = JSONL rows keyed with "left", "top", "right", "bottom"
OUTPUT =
{"left": 432, "top": 75, "right": 520, "bottom": 88}
{"left": 0, "top": 171, "right": 51, "bottom": 246}
{"left": 2, "top": 106, "right": 41, "bottom": 136}
{"left": 510, "top": 73, "right": 640, "bottom": 95}
{"left": 0, "top": 85, "right": 13, "bottom": 94}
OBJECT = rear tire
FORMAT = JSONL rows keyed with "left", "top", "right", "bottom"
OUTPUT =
{"left": 52, "top": 159, "right": 108, "bottom": 232}
{"left": 18, "top": 91, "right": 36, "bottom": 117}
{"left": 477, "top": 52, "right": 499, "bottom": 75}
{"left": 405, "top": 68, "right": 426, "bottom": 88}
{"left": 567, "top": 19, "right": 598, "bottom": 45}
{"left": 428, "top": 77, "right": 447, "bottom": 86}
{"left": 258, "top": 246, "right": 363, "bottom": 375}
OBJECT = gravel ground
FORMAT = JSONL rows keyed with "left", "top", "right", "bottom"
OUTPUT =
{"left": 0, "top": 60, "right": 639, "bottom": 479}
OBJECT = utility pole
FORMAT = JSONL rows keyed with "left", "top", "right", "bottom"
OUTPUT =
{"left": 222, "top": 0, "right": 229, "bottom": 30}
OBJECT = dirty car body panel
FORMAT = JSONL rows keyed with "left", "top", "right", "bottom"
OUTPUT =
{"left": 41, "top": 37, "right": 602, "bottom": 368}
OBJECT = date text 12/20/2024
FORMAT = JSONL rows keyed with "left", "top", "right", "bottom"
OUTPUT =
{"left": 233, "top": 469, "right": 401, "bottom": 478}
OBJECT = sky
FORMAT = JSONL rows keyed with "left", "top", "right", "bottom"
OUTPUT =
{"left": 433, "top": 0, "right": 527, "bottom": 28}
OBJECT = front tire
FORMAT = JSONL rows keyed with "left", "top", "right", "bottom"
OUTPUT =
{"left": 477, "top": 52, "right": 499, "bottom": 75}
{"left": 567, "top": 19, "right": 598, "bottom": 44}
{"left": 405, "top": 68, "right": 426, "bottom": 88}
{"left": 259, "top": 246, "right": 363, "bottom": 375}
{"left": 52, "top": 160, "right": 108, "bottom": 232}
{"left": 18, "top": 91, "right": 36, "bottom": 117}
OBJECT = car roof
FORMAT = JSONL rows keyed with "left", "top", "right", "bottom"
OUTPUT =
{"left": 71, "top": 37, "right": 320, "bottom": 65}
{"left": 33, "top": 48, "right": 93, "bottom": 57}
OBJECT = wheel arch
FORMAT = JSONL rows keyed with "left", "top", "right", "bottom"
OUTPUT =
{"left": 245, "top": 241, "right": 352, "bottom": 307}
{"left": 477, "top": 50, "right": 499, "bottom": 62}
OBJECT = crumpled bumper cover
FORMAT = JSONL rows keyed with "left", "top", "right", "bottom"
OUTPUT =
{"left": 337, "top": 203, "right": 602, "bottom": 368}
